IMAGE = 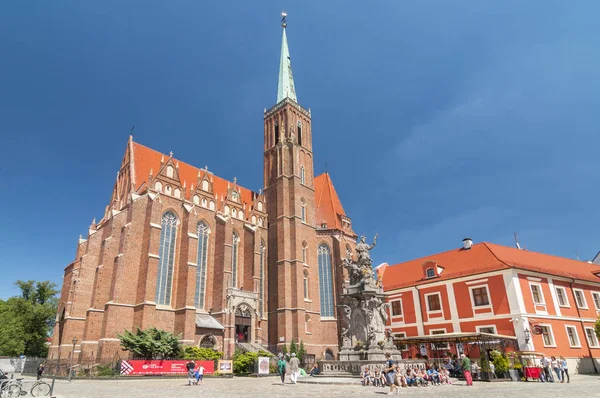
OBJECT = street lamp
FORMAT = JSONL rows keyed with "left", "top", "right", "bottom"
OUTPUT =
{"left": 524, "top": 329, "right": 531, "bottom": 344}
{"left": 69, "top": 337, "right": 77, "bottom": 382}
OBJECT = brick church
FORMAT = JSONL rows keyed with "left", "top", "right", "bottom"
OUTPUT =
{"left": 48, "top": 18, "right": 358, "bottom": 362}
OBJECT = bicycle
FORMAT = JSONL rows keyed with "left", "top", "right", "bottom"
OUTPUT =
{"left": 0, "top": 378, "right": 51, "bottom": 397}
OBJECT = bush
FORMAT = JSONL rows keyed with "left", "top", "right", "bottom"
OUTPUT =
{"left": 490, "top": 351, "right": 509, "bottom": 376}
{"left": 182, "top": 346, "right": 223, "bottom": 361}
{"left": 95, "top": 364, "right": 118, "bottom": 377}
{"left": 232, "top": 349, "right": 273, "bottom": 374}
{"left": 118, "top": 327, "right": 182, "bottom": 359}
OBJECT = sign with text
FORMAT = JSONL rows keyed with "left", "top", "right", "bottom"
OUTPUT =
{"left": 120, "top": 360, "right": 214, "bottom": 376}
{"left": 217, "top": 360, "right": 233, "bottom": 374}
{"left": 258, "top": 357, "right": 270, "bottom": 375}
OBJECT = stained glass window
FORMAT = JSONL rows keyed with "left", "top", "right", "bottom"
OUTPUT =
{"left": 195, "top": 222, "right": 210, "bottom": 309}
{"left": 155, "top": 211, "right": 177, "bottom": 306}
{"left": 318, "top": 244, "right": 334, "bottom": 317}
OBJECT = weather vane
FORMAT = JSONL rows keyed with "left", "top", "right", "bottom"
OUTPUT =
{"left": 281, "top": 12, "right": 287, "bottom": 28}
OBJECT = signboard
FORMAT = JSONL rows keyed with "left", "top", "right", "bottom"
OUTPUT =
{"left": 257, "top": 357, "right": 270, "bottom": 375}
{"left": 120, "top": 360, "right": 214, "bottom": 376}
{"left": 217, "top": 360, "right": 233, "bottom": 374}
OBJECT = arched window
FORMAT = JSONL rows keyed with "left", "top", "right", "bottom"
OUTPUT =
{"left": 193, "top": 195, "right": 199, "bottom": 205}
{"left": 300, "top": 166, "right": 305, "bottom": 184}
{"left": 166, "top": 165, "right": 174, "bottom": 178}
{"left": 301, "top": 199, "right": 306, "bottom": 223}
{"left": 275, "top": 121, "right": 280, "bottom": 145}
{"left": 199, "top": 335, "right": 217, "bottom": 349}
{"left": 156, "top": 211, "right": 178, "bottom": 306}
{"left": 155, "top": 181, "right": 163, "bottom": 192}
{"left": 174, "top": 188, "right": 181, "bottom": 199}
{"left": 224, "top": 205, "right": 230, "bottom": 215}
{"left": 305, "top": 314, "right": 311, "bottom": 334}
{"left": 318, "top": 244, "right": 334, "bottom": 317}
{"left": 303, "top": 270, "right": 309, "bottom": 299}
{"left": 165, "top": 185, "right": 172, "bottom": 195}
{"left": 232, "top": 208, "right": 237, "bottom": 218}
{"left": 195, "top": 222, "right": 210, "bottom": 309}
{"left": 257, "top": 201, "right": 263, "bottom": 212}
{"left": 297, "top": 121, "right": 302, "bottom": 146}
{"left": 325, "top": 349, "right": 334, "bottom": 360}
{"left": 258, "top": 217, "right": 263, "bottom": 227}
{"left": 209, "top": 201, "right": 215, "bottom": 210}
{"left": 202, "top": 198, "right": 207, "bottom": 208}
{"left": 260, "top": 241, "right": 265, "bottom": 316}
{"left": 426, "top": 268, "right": 435, "bottom": 278}
{"left": 232, "top": 231, "right": 240, "bottom": 288}
{"left": 302, "top": 242, "right": 307, "bottom": 264}
{"left": 202, "top": 180, "right": 209, "bottom": 191}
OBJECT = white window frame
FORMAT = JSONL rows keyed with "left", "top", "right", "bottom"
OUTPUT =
{"left": 585, "top": 327, "right": 600, "bottom": 348}
{"left": 539, "top": 324, "right": 556, "bottom": 348}
{"left": 468, "top": 284, "right": 492, "bottom": 310}
{"left": 430, "top": 328, "right": 449, "bottom": 349}
{"left": 573, "top": 288, "right": 588, "bottom": 309}
{"left": 425, "top": 268, "right": 435, "bottom": 278}
{"left": 591, "top": 292, "right": 600, "bottom": 311}
{"left": 555, "top": 286, "right": 570, "bottom": 308}
{"left": 476, "top": 325, "right": 497, "bottom": 334}
{"left": 565, "top": 325, "right": 581, "bottom": 348}
{"left": 529, "top": 282, "right": 545, "bottom": 305}
{"left": 391, "top": 299, "right": 403, "bottom": 317}
{"left": 424, "top": 292, "right": 443, "bottom": 314}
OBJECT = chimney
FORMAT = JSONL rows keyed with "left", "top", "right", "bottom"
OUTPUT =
{"left": 462, "top": 238, "right": 473, "bottom": 250}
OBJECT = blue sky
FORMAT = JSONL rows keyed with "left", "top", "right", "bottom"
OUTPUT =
{"left": 1, "top": 1, "right": 599, "bottom": 298}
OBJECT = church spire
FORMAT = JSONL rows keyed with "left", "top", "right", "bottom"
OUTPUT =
{"left": 277, "top": 12, "right": 297, "bottom": 103}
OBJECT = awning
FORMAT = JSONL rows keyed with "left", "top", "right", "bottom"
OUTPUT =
{"left": 195, "top": 314, "right": 224, "bottom": 330}
{"left": 394, "top": 332, "right": 517, "bottom": 345}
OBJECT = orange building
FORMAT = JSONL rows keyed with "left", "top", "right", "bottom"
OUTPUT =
{"left": 382, "top": 239, "right": 600, "bottom": 373}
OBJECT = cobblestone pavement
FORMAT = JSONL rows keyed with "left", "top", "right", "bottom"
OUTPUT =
{"left": 47, "top": 374, "right": 600, "bottom": 397}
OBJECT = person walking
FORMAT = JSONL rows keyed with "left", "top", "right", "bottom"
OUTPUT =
{"left": 384, "top": 352, "right": 397, "bottom": 395}
{"left": 194, "top": 362, "right": 205, "bottom": 386}
{"left": 461, "top": 354, "right": 473, "bottom": 386}
{"left": 289, "top": 353, "right": 300, "bottom": 384}
{"left": 186, "top": 360, "right": 196, "bottom": 386}
{"left": 560, "top": 357, "right": 570, "bottom": 383}
{"left": 277, "top": 354, "right": 287, "bottom": 385}
{"left": 36, "top": 364, "right": 45, "bottom": 381}
{"left": 551, "top": 356, "right": 562, "bottom": 382}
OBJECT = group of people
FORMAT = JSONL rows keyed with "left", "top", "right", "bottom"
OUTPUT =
{"left": 185, "top": 360, "right": 206, "bottom": 386}
{"left": 362, "top": 364, "right": 451, "bottom": 389}
{"left": 540, "top": 356, "right": 570, "bottom": 383}
{"left": 276, "top": 352, "right": 301, "bottom": 385}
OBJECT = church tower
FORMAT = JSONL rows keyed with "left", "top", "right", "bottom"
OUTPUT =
{"left": 264, "top": 14, "right": 321, "bottom": 353}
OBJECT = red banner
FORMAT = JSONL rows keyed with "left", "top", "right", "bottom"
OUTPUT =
{"left": 120, "top": 360, "right": 214, "bottom": 376}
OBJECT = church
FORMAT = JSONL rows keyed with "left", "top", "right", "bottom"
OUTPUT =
{"left": 48, "top": 17, "right": 358, "bottom": 363}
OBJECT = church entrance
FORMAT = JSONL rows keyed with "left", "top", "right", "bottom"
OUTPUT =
{"left": 234, "top": 304, "right": 252, "bottom": 343}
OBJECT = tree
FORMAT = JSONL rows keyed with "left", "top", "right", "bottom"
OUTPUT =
{"left": 297, "top": 341, "right": 306, "bottom": 362}
{"left": 118, "top": 327, "right": 182, "bottom": 359}
{"left": 595, "top": 315, "right": 600, "bottom": 342}
{"left": 281, "top": 344, "right": 288, "bottom": 356}
{"left": 289, "top": 338, "right": 297, "bottom": 356}
{"left": 0, "top": 280, "right": 58, "bottom": 357}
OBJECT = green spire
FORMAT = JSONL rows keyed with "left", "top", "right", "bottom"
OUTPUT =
{"left": 277, "top": 13, "right": 297, "bottom": 103}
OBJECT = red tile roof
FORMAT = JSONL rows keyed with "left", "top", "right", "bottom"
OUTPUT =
{"left": 131, "top": 140, "right": 255, "bottom": 208}
{"left": 314, "top": 172, "right": 347, "bottom": 230}
{"left": 383, "top": 242, "right": 600, "bottom": 291}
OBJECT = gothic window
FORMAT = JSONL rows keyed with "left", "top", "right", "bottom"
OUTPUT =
{"left": 257, "top": 201, "right": 263, "bottom": 212}
{"left": 209, "top": 201, "right": 215, "bottom": 210}
{"left": 232, "top": 231, "right": 240, "bottom": 288}
{"left": 232, "top": 208, "right": 237, "bottom": 218}
{"left": 155, "top": 181, "right": 163, "bottom": 192}
{"left": 238, "top": 211, "right": 244, "bottom": 220}
{"left": 252, "top": 215, "right": 257, "bottom": 224}
{"left": 325, "top": 349, "right": 334, "bottom": 360}
{"left": 318, "top": 244, "right": 334, "bottom": 317}
{"left": 258, "top": 217, "right": 264, "bottom": 227}
{"left": 195, "top": 222, "right": 210, "bottom": 309}
{"left": 301, "top": 199, "right": 306, "bottom": 223}
{"left": 155, "top": 211, "right": 178, "bottom": 306}
{"left": 303, "top": 270, "right": 309, "bottom": 299}
{"left": 297, "top": 121, "right": 302, "bottom": 146}
{"left": 260, "top": 241, "right": 265, "bottom": 316}
{"left": 305, "top": 314, "right": 311, "bottom": 334}
{"left": 166, "top": 165, "right": 174, "bottom": 178}
{"left": 275, "top": 121, "right": 280, "bottom": 145}
{"left": 202, "top": 180, "right": 209, "bottom": 191}
{"left": 165, "top": 185, "right": 172, "bottom": 195}
{"left": 199, "top": 335, "right": 217, "bottom": 349}
{"left": 231, "top": 191, "right": 239, "bottom": 202}
{"left": 224, "top": 205, "right": 230, "bottom": 215}
{"left": 174, "top": 188, "right": 181, "bottom": 199}
{"left": 302, "top": 242, "right": 307, "bottom": 264}
{"left": 202, "top": 198, "right": 207, "bottom": 208}
{"left": 193, "top": 195, "right": 200, "bottom": 205}
{"left": 300, "top": 166, "right": 305, "bottom": 184}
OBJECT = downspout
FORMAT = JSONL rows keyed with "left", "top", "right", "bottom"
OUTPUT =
{"left": 569, "top": 277, "right": 598, "bottom": 374}
{"left": 415, "top": 285, "right": 423, "bottom": 360}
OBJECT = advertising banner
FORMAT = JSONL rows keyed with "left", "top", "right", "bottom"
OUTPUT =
{"left": 120, "top": 360, "right": 214, "bottom": 376}
{"left": 257, "top": 357, "right": 270, "bottom": 375}
{"left": 217, "top": 360, "right": 233, "bottom": 374}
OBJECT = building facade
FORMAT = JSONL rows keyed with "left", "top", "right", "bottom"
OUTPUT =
{"left": 382, "top": 239, "right": 600, "bottom": 373}
{"left": 48, "top": 19, "right": 356, "bottom": 362}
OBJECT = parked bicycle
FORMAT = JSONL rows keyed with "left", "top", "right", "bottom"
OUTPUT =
{"left": 0, "top": 378, "right": 51, "bottom": 397}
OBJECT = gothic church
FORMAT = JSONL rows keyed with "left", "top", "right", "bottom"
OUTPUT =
{"left": 49, "top": 19, "right": 357, "bottom": 362}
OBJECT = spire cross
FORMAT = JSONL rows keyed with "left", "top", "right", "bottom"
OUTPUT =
{"left": 281, "top": 11, "right": 287, "bottom": 27}
{"left": 233, "top": 177, "right": 237, "bottom": 184}
{"left": 169, "top": 151, "right": 173, "bottom": 157}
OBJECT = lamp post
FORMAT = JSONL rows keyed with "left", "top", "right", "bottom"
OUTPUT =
{"left": 69, "top": 337, "right": 77, "bottom": 382}
{"left": 524, "top": 329, "right": 531, "bottom": 345}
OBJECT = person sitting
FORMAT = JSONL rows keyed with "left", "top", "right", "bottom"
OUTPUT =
{"left": 309, "top": 364, "right": 319, "bottom": 377}
{"left": 440, "top": 367, "right": 451, "bottom": 384}
{"left": 361, "top": 367, "right": 372, "bottom": 386}
{"left": 471, "top": 361, "right": 480, "bottom": 380}
{"left": 373, "top": 367, "right": 381, "bottom": 387}
{"left": 405, "top": 370, "right": 416, "bottom": 387}
{"left": 428, "top": 367, "right": 440, "bottom": 385}
{"left": 419, "top": 369, "right": 429, "bottom": 386}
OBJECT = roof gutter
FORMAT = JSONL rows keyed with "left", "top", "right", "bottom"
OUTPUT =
{"left": 568, "top": 277, "right": 598, "bottom": 374}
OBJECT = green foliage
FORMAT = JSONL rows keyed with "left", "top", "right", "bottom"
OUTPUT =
{"left": 480, "top": 352, "right": 491, "bottom": 372}
{"left": 289, "top": 338, "right": 297, "bottom": 355}
{"left": 297, "top": 341, "right": 306, "bottom": 362}
{"left": 95, "top": 364, "right": 118, "bottom": 377}
{"left": 281, "top": 344, "right": 288, "bottom": 355}
{"left": 118, "top": 327, "right": 181, "bottom": 359}
{"left": 0, "top": 280, "right": 58, "bottom": 357}
{"left": 182, "top": 346, "right": 223, "bottom": 361}
{"left": 490, "top": 350, "right": 509, "bottom": 375}
{"left": 232, "top": 349, "right": 273, "bottom": 374}
{"left": 595, "top": 316, "right": 600, "bottom": 342}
